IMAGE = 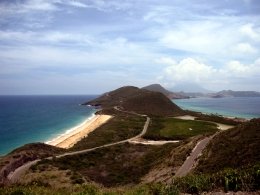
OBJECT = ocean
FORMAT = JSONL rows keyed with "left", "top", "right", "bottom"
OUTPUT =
{"left": 1, "top": 95, "right": 260, "bottom": 156}
{"left": 173, "top": 97, "right": 260, "bottom": 119}
{"left": 0, "top": 95, "right": 97, "bottom": 156}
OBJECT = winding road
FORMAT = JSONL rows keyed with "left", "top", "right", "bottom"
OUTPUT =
{"left": 7, "top": 110, "right": 151, "bottom": 183}
{"left": 174, "top": 135, "right": 214, "bottom": 177}
{"left": 7, "top": 109, "right": 232, "bottom": 183}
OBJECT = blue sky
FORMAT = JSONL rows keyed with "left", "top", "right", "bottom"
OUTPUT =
{"left": 0, "top": 0, "right": 260, "bottom": 94}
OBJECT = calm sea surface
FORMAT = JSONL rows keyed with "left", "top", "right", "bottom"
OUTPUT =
{"left": 1, "top": 96, "right": 259, "bottom": 156}
{"left": 173, "top": 97, "right": 260, "bottom": 119}
{"left": 0, "top": 95, "right": 97, "bottom": 155}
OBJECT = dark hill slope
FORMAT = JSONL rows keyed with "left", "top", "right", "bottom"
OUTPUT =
{"left": 142, "top": 84, "right": 188, "bottom": 99}
{"left": 84, "top": 86, "right": 184, "bottom": 116}
{"left": 0, "top": 143, "right": 65, "bottom": 184}
{"left": 196, "top": 118, "right": 260, "bottom": 173}
{"left": 121, "top": 90, "right": 184, "bottom": 116}
{"left": 84, "top": 86, "right": 140, "bottom": 107}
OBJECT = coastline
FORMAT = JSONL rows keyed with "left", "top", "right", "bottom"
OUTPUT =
{"left": 46, "top": 114, "right": 113, "bottom": 149}
{"left": 173, "top": 97, "right": 260, "bottom": 119}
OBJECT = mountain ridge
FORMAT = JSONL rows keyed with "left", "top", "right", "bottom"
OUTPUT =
{"left": 142, "top": 84, "right": 189, "bottom": 99}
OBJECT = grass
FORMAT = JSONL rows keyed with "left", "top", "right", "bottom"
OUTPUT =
{"left": 70, "top": 114, "right": 146, "bottom": 151}
{"left": 32, "top": 142, "right": 179, "bottom": 187}
{"left": 195, "top": 118, "right": 260, "bottom": 174}
{"left": 186, "top": 110, "right": 241, "bottom": 125}
{"left": 2, "top": 164, "right": 259, "bottom": 194}
{"left": 144, "top": 118, "right": 218, "bottom": 140}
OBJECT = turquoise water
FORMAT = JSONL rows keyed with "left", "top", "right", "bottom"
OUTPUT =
{"left": 0, "top": 95, "right": 97, "bottom": 155}
{"left": 173, "top": 97, "right": 260, "bottom": 119}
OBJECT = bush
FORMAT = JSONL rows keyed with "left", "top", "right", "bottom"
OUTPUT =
{"left": 174, "top": 174, "right": 212, "bottom": 194}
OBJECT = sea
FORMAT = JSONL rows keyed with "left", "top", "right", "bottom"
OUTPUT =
{"left": 1, "top": 96, "right": 260, "bottom": 156}
{"left": 0, "top": 95, "right": 98, "bottom": 156}
{"left": 173, "top": 97, "right": 260, "bottom": 119}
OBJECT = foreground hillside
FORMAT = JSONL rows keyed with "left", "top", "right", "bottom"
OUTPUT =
{"left": 84, "top": 86, "right": 185, "bottom": 116}
{"left": 196, "top": 118, "right": 260, "bottom": 173}
{"left": 0, "top": 143, "right": 65, "bottom": 184}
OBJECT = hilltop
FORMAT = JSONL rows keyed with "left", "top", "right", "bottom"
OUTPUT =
{"left": 142, "top": 84, "right": 189, "bottom": 99}
{"left": 84, "top": 86, "right": 185, "bottom": 116}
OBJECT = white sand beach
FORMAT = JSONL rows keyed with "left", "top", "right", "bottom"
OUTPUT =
{"left": 47, "top": 114, "right": 112, "bottom": 148}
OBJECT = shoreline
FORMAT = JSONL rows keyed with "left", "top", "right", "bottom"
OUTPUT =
{"left": 172, "top": 98, "right": 259, "bottom": 120}
{"left": 46, "top": 114, "right": 113, "bottom": 149}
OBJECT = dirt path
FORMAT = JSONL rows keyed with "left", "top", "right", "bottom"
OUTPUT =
{"left": 129, "top": 139, "right": 179, "bottom": 145}
{"left": 175, "top": 135, "right": 213, "bottom": 177}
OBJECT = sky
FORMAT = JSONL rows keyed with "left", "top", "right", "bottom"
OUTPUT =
{"left": 0, "top": 0, "right": 260, "bottom": 94}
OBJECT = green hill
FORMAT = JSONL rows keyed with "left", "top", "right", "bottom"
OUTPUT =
{"left": 84, "top": 86, "right": 185, "bottom": 116}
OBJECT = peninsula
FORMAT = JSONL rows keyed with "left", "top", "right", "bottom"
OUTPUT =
{"left": 0, "top": 85, "right": 259, "bottom": 195}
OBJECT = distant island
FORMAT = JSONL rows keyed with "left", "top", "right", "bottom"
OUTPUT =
{"left": 143, "top": 83, "right": 260, "bottom": 99}
{"left": 0, "top": 85, "right": 259, "bottom": 194}
{"left": 210, "top": 90, "right": 260, "bottom": 98}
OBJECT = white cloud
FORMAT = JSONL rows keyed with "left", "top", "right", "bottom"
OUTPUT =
{"left": 66, "top": 1, "right": 88, "bottom": 8}
{"left": 224, "top": 60, "right": 260, "bottom": 77}
{"left": 0, "top": 30, "right": 93, "bottom": 45}
{"left": 234, "top": 42, "right": 257, "bottom": 54}
{"left": 158, "top": 57, "right": 216, "bottom": 84}
{"left": 158, "top": 57, "right": 260, "bottom": 90}
{"left": 159, "top": 20, "right": 236, "bottom": 55}
{"left": 143, "top": 6, "right": 173, "bottom": 24}
{"left": 240, "top": 23, "right": 260, "bottom": 41}
{"left": 22, "top": 0, "right": 58, "bottom": 11}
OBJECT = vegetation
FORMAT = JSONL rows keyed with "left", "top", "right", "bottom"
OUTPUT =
{"left": 174, "top": 164, "right": 260, "bottom": 194}
{"left": 32, "top": 143, "right": 178, "bottom": 187}
{"left": 144, "top": 118, "right": 218, "bottom": 140}
{"left": 70, "top": 114, "right": 146, "bottom": 151}
{"left": 196, "top": 118, "right": 260, "bottom": 173}
{"left": 2, "top": 164, "right": 259, "bottom": 194}
{"left": 1, "top": 86, "right": 259, "bottom": 194}
{"left": 85, "top": 86, "right": 185, "bottom": 116}
{"left": 186, "top": 110, "right": 242, "bottom": 125}
{"left": 9, "top": 143, "right": 65, "bottom": 156}
{"left": 0, "top": 143, "right": 65, "bottom": 184}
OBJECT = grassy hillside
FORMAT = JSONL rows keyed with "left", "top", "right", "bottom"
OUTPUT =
{"left": 121, "top": 91, "right": 184, "bottom": 116}
{"left": 195, "top": 118, "right": 260, "bottom": 173}
{"left": 70, "top": 114, "right": 146, "bottom": 151}
{"left": 0, "top": 143, "right": 65, "bottom": 184}
{"left": 84, "top": 86, "right": 184, "bottom": 117}
{"left": 144, "top": 118, "right": 218, "bottom": 140}
{"left": 30, "top": 143, "right": 178, "bottom": 187}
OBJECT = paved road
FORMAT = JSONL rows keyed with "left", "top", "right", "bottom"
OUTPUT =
{"left": 8, "top": 111, "right": 227, "bottom": 183}
{"left": 174, "top": 135, "right": 213, "bottom": 177}
{"left": 8, "top": 110, "right": 150, "bottom": 183}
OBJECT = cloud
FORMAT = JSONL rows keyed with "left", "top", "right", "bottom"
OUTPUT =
{"left": 158, "top": 57, "right": 216, "bottom": 84}
{"left": 224, "top": 60, "right": 260, "bottom": 77}
{"left": 240, "top": 23, "right": 260, "bottom": 41}
{"left": 66, "top": 1, "right": 88, "bottom": 8}
{"left": 158, "top": 57, "right": 260, "bottom": 90}
{"left": 235, "top": 42, "right": 258, "bottom": 54}
{"left": 0, "top": 0, "right": 260, "bottom": 94}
